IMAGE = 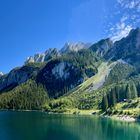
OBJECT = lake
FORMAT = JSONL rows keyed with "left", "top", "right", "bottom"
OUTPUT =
{"left": 0, "top": 111, "right": 140, "bottom": 140}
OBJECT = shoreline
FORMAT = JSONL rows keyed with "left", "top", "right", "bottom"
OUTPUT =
{"left": 103, "top": 115, "right": 138, "bottom": 122}
{"left": 0, "top": 109, "right": 139, "bottom": 122}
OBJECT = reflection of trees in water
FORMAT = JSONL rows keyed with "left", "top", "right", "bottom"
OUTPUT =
{"left": 58, "top": 115, "right": 140, "bottom": 140}
{"left": 1, "top": 112, "right": 140, "bottom": 140}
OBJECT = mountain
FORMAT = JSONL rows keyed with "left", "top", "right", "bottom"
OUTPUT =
{"left": 0, "top": 63, "right": 45, "bottom": 93}
{"left": 105, "top": 28, "right": 140, "bottom": 66}
{"left": 0, "top": 72, "right": 3, "bottom": 77}
{"left": 25, "top": 48, "right": 60, "bottom": 64}
{"left": 25, "top": 42, "right": 91, "bottom": 64}
{"left": 60, "top": 42, "right": 91, "bottom": 53}
{"left": 1, "top": 28, "right": 140, "bottom": 119}
{"left": 90, "top": 38, "right": 113, "bottom": 57}
{"left": 36, "top": 49, "right": 100, "bottom": 97}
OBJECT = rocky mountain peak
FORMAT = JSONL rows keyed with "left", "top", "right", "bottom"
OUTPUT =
{"left": 90, "top": 38, "right": 113, "bottom": 57}
{"left": 0, "top": 72, "right": 3, "bottom": 77}
{"left": 25, "top": 42, "right": 92, "bottom": 64}
{"left": 60, "top": 42, "right": 91, "bottom": 53}
{"left": 25, "top": 48, "right": 60, "bottom": 64}
{"left": 128, "top": 27, "right": 140, "bottom": 37}
{"left": 104, "top": 28, "right": 140, "bottom": 66}
{"left": 45, "top": 48, "right": 58, "bottom": 55}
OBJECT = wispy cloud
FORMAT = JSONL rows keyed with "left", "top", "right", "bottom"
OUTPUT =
{"left": 108, "top": 0, "right": 140, "bottom": 42}
{"left": 117, "top": 0, "right": 140, "bottom": 11}
{"left": 111, "top": 25, "right": 132, "bottom": 42}
{"left": 109, "top": 15, "right": 133, "bottom": 41}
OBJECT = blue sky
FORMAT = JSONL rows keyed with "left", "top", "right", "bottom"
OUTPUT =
{"left": 0, "top": 0, "right": 140, "bottom": 73}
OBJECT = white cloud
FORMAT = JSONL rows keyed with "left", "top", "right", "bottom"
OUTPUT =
{"left": 110, "top": 16, "right": 133, "bottom": 42}
{"left": 111, "top": 25, "right": 132, "bottom": 42}
{"left": 131, "top": 14, "right": 137, "bottom": 20}
{"left": 120, "top": 16, "right": 128, "bottom": 22}
{"left": 108, "top": 0, "right": 140, "bottom": 42}
{"left": 129, "top": 1, "right": 136, "bottom": 8}
{"left": 117, "top": 0, "right": 140, "bottom": 10}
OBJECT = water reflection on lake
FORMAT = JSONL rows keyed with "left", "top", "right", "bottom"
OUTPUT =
{"left": 0, "top": 111, "right": 140, "bottom": 140}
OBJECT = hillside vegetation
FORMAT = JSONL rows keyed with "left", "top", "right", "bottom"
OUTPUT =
{"left": 0, "top": 80, "right": 48, "bottom": 110}
{"left": 0, "top": 28, "right": 140, "bottom": 119}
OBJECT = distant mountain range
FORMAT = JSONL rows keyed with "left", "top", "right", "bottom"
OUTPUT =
{"left": 0, "top": 28, "right": 140, "bottom": 119}
{"left": 25, "top": 42, "right": 91, "bottom": 64}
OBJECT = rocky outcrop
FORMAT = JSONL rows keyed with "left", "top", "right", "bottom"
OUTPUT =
{"left": 25, "top": 48, "right": 60, "bottom": 64}
{"left": 52, "top": 62, "right": 71, "bottom": 80}
{"left": 90, "top": 38, "right": 113, "bottom": 57}
{"left": 25, "top": 42, "right": 92, "bottom": 64}
{"left": 36, "top": 60, "right": 85, "bottom": 97}
{"left": 0, "top": 65, "right": 40, "bottom": 92}
{"left": 105, "top": 28, "right": 140, "bottom": 60}
{"left": 60, "top": 42, "right": 91, "bottom": 53}
{"left": 103, "top": 28, "right": 140, "bottom": 71}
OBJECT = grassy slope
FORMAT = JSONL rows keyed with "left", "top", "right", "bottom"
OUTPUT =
{"left": 67, "top": 62, "right": 116, "bottom": 95}
{"left": 43, "top": 62, "right": 140, "bottom": 119}
{"left": 43, "top": 62, "right": 117, "bottom": 113}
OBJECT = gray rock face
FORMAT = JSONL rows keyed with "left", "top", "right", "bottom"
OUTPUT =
{"left": 90, "top": 38, "right": 113, "bottom": 57}
{"left": 0, "top": 66, "right": 39, "bottom": 91}
{"left": 44, "top": 48, "right": 60, "bottom": 61}
{"left": 52, "top": 62, "right": 70, "bottom": 80}
{"left": 60, "top": 42, "right": 91, "bottom": 53}
{"left": 25, "top": 42, "right": 92, "bottom": 64}
{"left": 36, "top": 60, "right": 86, "bottom": 97}
{"left": 25, "top": 48, "right": 60, "bottom": 64}
{"left": 105, "top": 28, "right": 140, "bottom": 61}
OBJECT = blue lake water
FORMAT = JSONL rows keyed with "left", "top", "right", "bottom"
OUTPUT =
{"left": 0, "top": 111, "right": 140, "bottom": 140}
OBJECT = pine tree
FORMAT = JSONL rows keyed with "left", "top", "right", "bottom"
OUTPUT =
{"left": 101, "top": 95, "right": 109, "bottom": 111}
{"left": 131, "top": 82, "right": 138, "bottom": 99}
{"left": 137, "top": 82, "right": 140, "bottom": 97}
{"left": 126, "top": 84, "right": 132, "bottom": 99}
{"left": 121, "top": 84, "right": 127, "bottom": 100}
{"left": 110, "top": 88, "right": 117, "bottom": 106}
{"left": 115, "top": 86, "right": 120, "bottom": 102}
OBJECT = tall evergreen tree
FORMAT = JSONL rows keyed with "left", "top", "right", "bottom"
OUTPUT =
{"left": 131, "top": 82, "right": 138, "bottom": 98}
{"left": 101, "top": 95, "right": 109, "bottom": 111}
{"left": 137, "top": 82, "right": 140, "bottom": 97}
{"left": 115, "top": 86, "right": 120, "bottom": 102}
{"left": 126, "top": 84, "right": 132, "bottom": 99}
{"left": 110, "top": 88, "right": 117, "bottom": 106}
{"left": 121, "top": 84, "right": 127, "bottom": 100}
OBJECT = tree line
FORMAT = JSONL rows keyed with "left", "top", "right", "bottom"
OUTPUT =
{"left": 101, "top": 82, "right": 139, "bottom": 111}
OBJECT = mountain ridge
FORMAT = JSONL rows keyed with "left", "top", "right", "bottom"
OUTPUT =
{"left": 0, "top": 28, "right": 140, "bottom": 119}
